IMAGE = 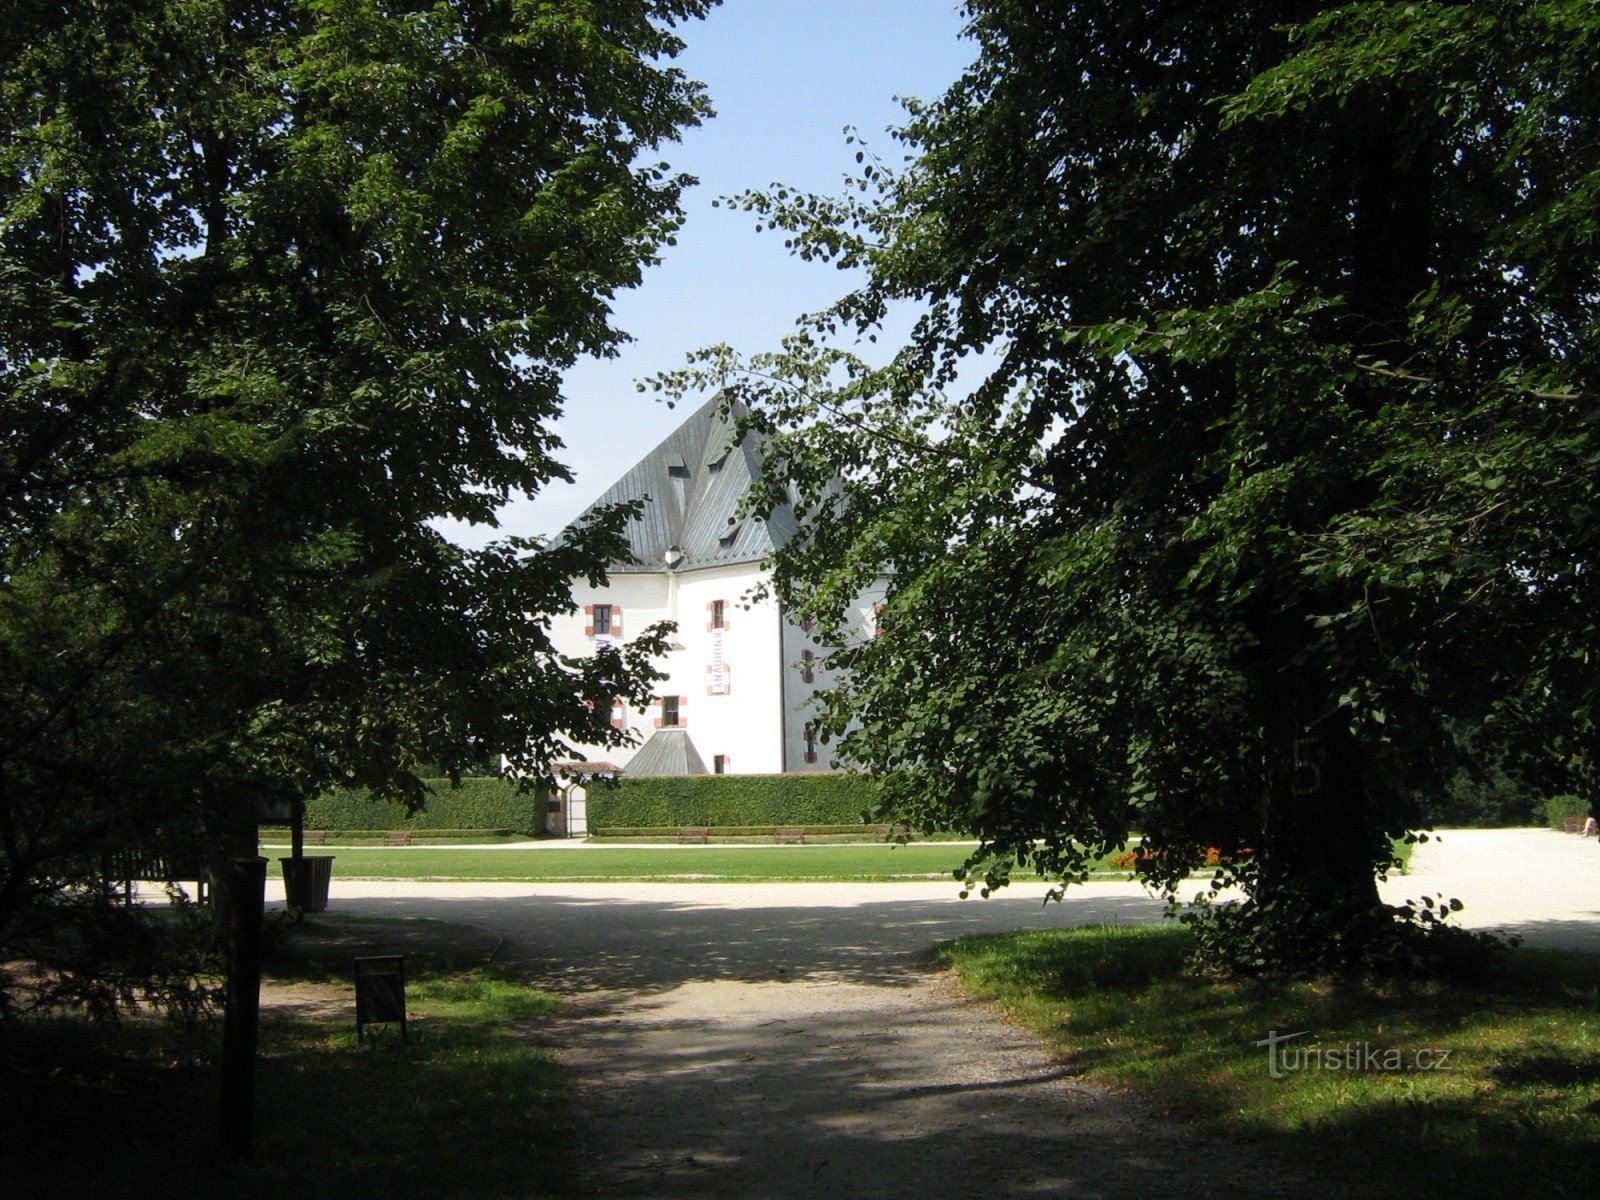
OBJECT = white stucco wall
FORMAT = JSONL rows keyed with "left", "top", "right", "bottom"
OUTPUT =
{"left": 551, "top": 563, "right": 786, "bottom": 773}
{"left": 548, "top": 566, "right": 887, "bottom": 777}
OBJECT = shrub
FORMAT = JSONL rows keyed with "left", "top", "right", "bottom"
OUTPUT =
{"left": 306, "top": 778, "right": 544, "bottom": 835}
{"left": 1424, "top": 767, "right": 1543, "bottom": 827}
{"left": 1544, "top": 794, "right": 1592, "bottom": 831}
{"left": 586, "top": 773, "right": 876, "bottom": 831}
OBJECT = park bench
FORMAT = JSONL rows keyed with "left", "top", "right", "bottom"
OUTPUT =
{"left": 874, "top": 824, "right": 911, "bottom": 841}
{"left": 774, "top": 827, "right": 806, "bottom": 844}
{"left": 384, "top": 831, "right": 413, "bottom": 846}
{"left": 303, "top": 830, "right": 328, "bottom": 846}
{"left": 678, "top": 827, "right": 710, "bottom": 844}
{"left": 109, "top": 851, "right": 209, "bottom": 903}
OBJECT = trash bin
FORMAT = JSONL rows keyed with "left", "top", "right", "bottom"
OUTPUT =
{"left": 279, "top": 855, "right": 335, "bottom": 912}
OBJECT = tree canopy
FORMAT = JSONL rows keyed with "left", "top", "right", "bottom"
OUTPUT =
{"left": 1, "top": 0, "right": 712, "bottom": 1011}
{"left": 658, "top": 0, "right": 1600, "bottom": 974}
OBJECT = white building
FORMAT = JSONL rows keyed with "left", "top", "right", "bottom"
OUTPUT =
{"left": 547, "top": 393, "right": 881, "bottom": 792}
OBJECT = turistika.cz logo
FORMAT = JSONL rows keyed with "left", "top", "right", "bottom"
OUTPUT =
{"left": 1255, "top": 1030, "right": 1455, "bottom": 1079}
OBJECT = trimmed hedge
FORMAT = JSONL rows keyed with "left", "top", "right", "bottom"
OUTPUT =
{"left": 593, "top": 825, "right": 891, "bottom": 839}
{"left": 306, "top": 778, "right": 545, "bottom": 835}
{"left": 586, "top": 773, "right": 875, "bottom": 831}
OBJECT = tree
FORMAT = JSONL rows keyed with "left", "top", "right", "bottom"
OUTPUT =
{"left": 657, "top": 1, "right": 1600, "bottom": 974}
{"left": 0, "top": 0, "right": 711, "bottom": 1012}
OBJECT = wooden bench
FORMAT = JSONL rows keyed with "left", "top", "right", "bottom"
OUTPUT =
{"left": 874, "top": 824, "right": 911, "bottom": 841}
{"left": 678, "top": 827, "right": 710, "bottom": 844}
{"left": 109, "top": 852, "right": 209, "bottom": 904}
{"left": 774, "top": 827, "right": 806, "bottom": 844}
{"left": 303, "top": 830, "right": 328, "bottom": 846}
{"left": 384, "top": 831, "right": 413, "bottom": 846}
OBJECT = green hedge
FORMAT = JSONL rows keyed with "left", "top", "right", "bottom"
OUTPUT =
{"left": 592, "top": 825, "right": 892, "bottom": 839}
{"left": 306, "top": 778, "right": 545, "bottom": 835}
{"left": 586, "top": 773, "right": 875, "bottom": 831}
{"left": 1545, "top": 794, "right": 1592, "bottom": 830}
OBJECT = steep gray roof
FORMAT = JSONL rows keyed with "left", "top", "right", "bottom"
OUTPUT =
{"left": 624, "top": 729, "right": 708, "bottom": 777}
{"left": 564, "top": 393, "right": 797, "bottom": 573}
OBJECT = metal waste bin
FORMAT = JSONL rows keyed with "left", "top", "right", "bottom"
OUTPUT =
{"left": 279, "top": 855, "right": 335, "bottom": 912}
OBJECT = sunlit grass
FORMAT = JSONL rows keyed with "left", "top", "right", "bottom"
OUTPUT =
{"left": 260, "top": 842, "right": 1152, "bottom": 882}
{"left": 940, "top": 925, "right": 1600, "bottom": 1199}
{"left": 269, "top": 842, "right": 990, "bottom": 881}
{"left": 261, "top": 837, "right": 1411, "bottom": 884}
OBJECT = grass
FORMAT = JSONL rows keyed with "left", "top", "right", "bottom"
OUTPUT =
{"left": 939, "top": 924, "right": 1600, "bottom": 1200}
{"left": 252, "top": 838, "right": 1414, "bottom": 889}
{"left": 3, "top": 915, "right": 569, "bottom": 1200}
{"left": 261, "top": 842, "right": 991, "bottom": 881}
{"left": 253, "top": 842, "right": 1212, "bottom": 883}
{"left": 255, "top": 838, "right": 1412, "bottom": 884}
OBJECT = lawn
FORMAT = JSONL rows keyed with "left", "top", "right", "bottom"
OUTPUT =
{"left": 253, "top": 841, "right": 1245, "bottom": 883}
{"left": 940, "top": 924, "right": 1600, "bottom": 1200}
{"left": 260, "top": 836, "right": 1412, "bottom": 884}
{"left": 261, "top": 842, "right": 994, "bottom": 882}
{"left": 4, "top": 916, "right": 570, "bottom": 1200}
{"left": 259, "top": 832, "right": 1414, "bottom": 889}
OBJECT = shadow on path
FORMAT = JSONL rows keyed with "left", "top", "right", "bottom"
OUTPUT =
{"left": 318, "top": 890, "right": 1170, "bottom": 999}
{"left": 308, "top": 886, "right": 1343, "bottom": 1200}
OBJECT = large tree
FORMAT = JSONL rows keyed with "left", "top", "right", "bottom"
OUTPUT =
{"left": 659, "top": 1, "right": 1600, "bottom": 973}
{"left": 0, "top": 0, "right": 708, "bottom": 1011}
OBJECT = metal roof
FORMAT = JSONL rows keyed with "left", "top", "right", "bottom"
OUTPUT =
{"left": 623, "top": 728, "right": 708, "bottom": 777}
{"left": 562, "top": 393, "right": 798, "bottom": 573}
{"left": 551, "top": 760, "right": 623, "bottom": 777}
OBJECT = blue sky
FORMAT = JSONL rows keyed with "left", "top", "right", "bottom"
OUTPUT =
{"left": 438, "top": 0, "right": 975, "bottom": 547}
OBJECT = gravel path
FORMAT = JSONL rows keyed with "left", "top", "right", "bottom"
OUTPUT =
{"left": 264, "top": 829, "right": 1600, "bottom": 1200}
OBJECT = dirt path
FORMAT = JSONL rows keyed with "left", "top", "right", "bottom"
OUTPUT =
{"left": 315, "top": 882, "right": 1335, "bottom": 1199}
{"left": 270, "top": 830, "right": 1600, "bottom": 1199}
{"left": 552, "top": 968, "right": 1335, "bottom": 1200}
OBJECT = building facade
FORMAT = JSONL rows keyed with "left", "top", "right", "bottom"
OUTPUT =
{"left": 547, "top": 393, "right": 881, "bottom": 780}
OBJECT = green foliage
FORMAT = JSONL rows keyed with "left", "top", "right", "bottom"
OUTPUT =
{"left": 586, "top": 773, "right": 876, "bottom": 830}
{"left": 306, "top": 778, "right": 546, "bottom": 835}
{"left": 0, "top": 897, "right": 221, "bottom": 1023}
{"left": 304, "top": 788, "right": 411, "bottom": 833}
{"left": 1426, "top": 767, "right": 1544, "bottom": 828}
{"left": 0, "top": 0, "right": 711, "bottom": 1012}
{"left": 591, "top": 825, "right": 891, "bottom": 839}
{"left": 1179, "top": 886, "right": 1511, "bottom": 982}
{"left": 1544, "top": 794, "right": 1593, "bottom": 830}
{"left": 656, "top": 1, "right": 1600, "bottom": 974}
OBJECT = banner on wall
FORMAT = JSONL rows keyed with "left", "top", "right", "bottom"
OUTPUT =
{"left": 710, "top": 628, "right": 727, "bottom": 694}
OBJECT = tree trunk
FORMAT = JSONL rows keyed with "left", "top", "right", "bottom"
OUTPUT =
{"left": 214, "top": 854, "right": 266, "bottom": 1158}
{"left": 1228, "top": 92, "right": 1434, "bottom": 968}
{"left": 1232, "top": 607, "right": 1391, "bottom": 972}
{"left": 1257, "top": 682, "right": 1382, "bottom": 918}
